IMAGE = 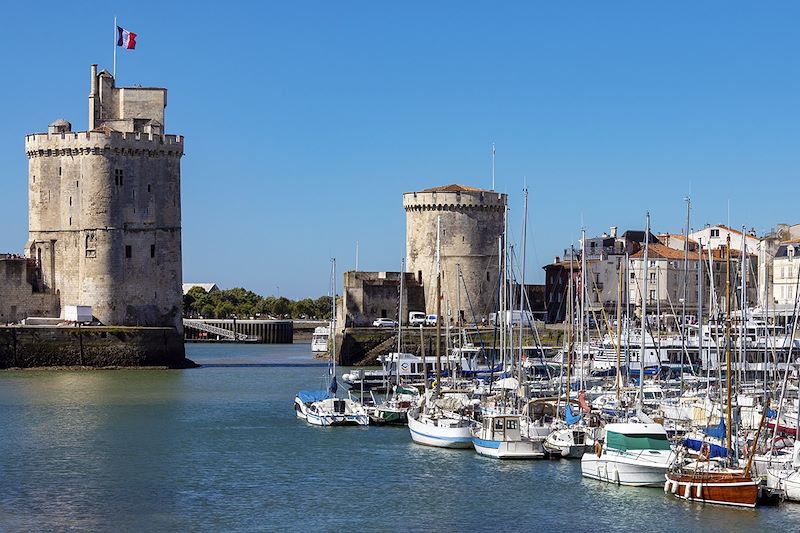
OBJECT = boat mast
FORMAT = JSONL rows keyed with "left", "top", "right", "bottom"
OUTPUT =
{"left": 739, "top": 227, "right": 747, "bottom": 391}
{"left": 639, "top": 213, "right": 650, "bottom": 408}
{"left": 396, "top": 257, "right": 405, "bottom": 393}
{"left": 580, "top": 226, "right": 587, "bottom": 391}
{"left": 625, "top": 252, "right": 631, "bottom": 387}
{"left": 435, "top": 216, "right": 442, "bottom": 397}
{"left": 616, "top": 260, "right": 623, "bottom": 401}
{"left": 331, "top": 258, "right": 337, "bottom": 396}
{"left": 725, "top": 234, "right": 733, "bottom": 458}
{"left": 566, "top": 247, "right": 574, "bottom": 410}
{"left": 698, "top": 239, "right": 707, "bottom": 395}
{"left": 681, "top": 196, "right": 690, "bottom": 393}
{"left": 518, "top": 188, "right": 529, "bottom": 393}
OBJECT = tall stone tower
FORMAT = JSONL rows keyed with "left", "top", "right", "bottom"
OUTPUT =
{"left": 404, "top": 184, "right": 507, "bottom": 323}
{"left": 25, "top": 65, "right": 184, "bottom": 336}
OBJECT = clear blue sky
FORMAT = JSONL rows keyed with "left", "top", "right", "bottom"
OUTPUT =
{"left": 1, "top": 2, "right": 798, "bottom": 298}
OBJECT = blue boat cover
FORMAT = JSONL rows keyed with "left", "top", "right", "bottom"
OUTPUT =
{"left": 766, "top": 407, "right": 777, "bottom": 419}
{"left": 298, "top": 390, "right": 329, "bottom": 403}
{"left": 565, "top": 403, "right": 582, "bottom": 426}
{"left": 683, "top": 438, "right": 728, "bottom": 459}
{"left": 703, "top": 420, "right": 726, "bottom": 440}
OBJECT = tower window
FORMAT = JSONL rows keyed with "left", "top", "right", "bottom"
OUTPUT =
{"left": 147, "top": 184, "right": 151, "bottom": 192}
{"left": 125, "top": 245, "right": 132, "bottom": 259}
{"left": 69, "top": 196, "right": 72, "bottom": 206}
{"left": 115, "top": 169, "right": 124, "bottom": 186}
{"left": 487, "top": 271, "right": 490, "bottom": 282}
{"left": 150, "top": 244, "right": 155, "bottom": 258}
{"left": 58, "top": 167, "right": 62, "bottom": 176}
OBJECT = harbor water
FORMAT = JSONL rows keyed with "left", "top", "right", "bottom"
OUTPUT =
{"left": 1, "top": 343, "right": 800, "bottom": 532}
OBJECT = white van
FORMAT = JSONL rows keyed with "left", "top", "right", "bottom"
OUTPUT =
{"left": 408, "top": 312, "right": 426, "bottom": 326}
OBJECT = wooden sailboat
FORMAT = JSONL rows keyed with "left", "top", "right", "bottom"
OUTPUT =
{"left": 665, "top": 237, "right": 759, "bottom": 507}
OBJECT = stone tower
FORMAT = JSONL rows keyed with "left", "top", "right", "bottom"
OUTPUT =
{"left": 404, "top": 184, "right": 507, "bottom": 323}
{"left": 25, "top": 65, "right": 184, "bottom": 336}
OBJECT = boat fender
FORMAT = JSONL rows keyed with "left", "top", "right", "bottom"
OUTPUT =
{"left": 664, "top": 480, "right": 670, "bottom": 493}
{"left": 699, "top": 442, "right": 710, "bottom": 461}
{"left": 696, "top": 483, "right": 702, "bottom": 499}
{"left": 613, "top": 468, "right": 620, "bottom": 485}
{"left": 685, "top": 482, "right": 693, "bottom": 500}
{"left": 671, "top": 479, "right": 678, "bottom": 494}
{"left": 594, "top": 441, "right": 603, "bottom": 458}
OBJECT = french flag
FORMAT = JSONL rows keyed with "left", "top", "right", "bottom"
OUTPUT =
{"left": 117, "top": 26, "right": 137, "bottom": 49}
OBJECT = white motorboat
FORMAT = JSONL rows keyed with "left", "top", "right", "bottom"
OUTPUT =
{"left": 581, "top": 422, "right": 674, "bottom": 486}
{"left": 294, "top": 391, "right": 369, "bottom": 426}
{"left": 311, "top": 326, "right": 330, "bottom": 353}
{"left": 471, "top": 412, "right": 546, "bottom": 459}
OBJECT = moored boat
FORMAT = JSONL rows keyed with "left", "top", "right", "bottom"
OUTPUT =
{"left": 581, "top": 422, "right": 674, "bottom": 486}
{"left": 665, "top": 467, "right": 758, "bottom": 508}
{"left": 471, "top": 412, "right": 546, "bottom": 459}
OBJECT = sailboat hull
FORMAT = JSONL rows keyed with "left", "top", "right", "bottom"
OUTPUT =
{"left": 766, "top": 468, "right": 800, "bottom": 502}
{"left": 407, "top": 412, "right": 473, "bottom": 448}
{"left": 665, "top": 471, "right": 758, "bottom": 508}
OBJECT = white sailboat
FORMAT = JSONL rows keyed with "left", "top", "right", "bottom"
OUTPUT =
{"left": 294, "top": 258, "right": 369, "bottom": 427}
{"left": 407, "top": 215, "right": 476, "bottom": 448}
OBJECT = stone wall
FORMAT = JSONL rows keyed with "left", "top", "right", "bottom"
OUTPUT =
{"left": 0, "top": 256, "right": 58, "bottom": 324}
{"left": 341, "top": 271, "right": 425, "bottom": 327}
{"left": 0, "top": 326, "right": 189, "bottom": 368}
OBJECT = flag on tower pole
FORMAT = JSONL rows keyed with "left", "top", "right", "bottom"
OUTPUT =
{"left": 113, "top": 17, "right": 137, "bottom": 80}
{"left": 117, "top": 26, "right": 137, "bottom": 49}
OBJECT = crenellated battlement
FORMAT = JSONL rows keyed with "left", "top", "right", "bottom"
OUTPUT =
{"left": 25, "top": 131, "right": 183, "bottom": 159}
{"left": 403, "top": 189, "right": 506, "bottom": 212}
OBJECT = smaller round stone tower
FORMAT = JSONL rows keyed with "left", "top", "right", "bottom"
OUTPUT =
{"left": 404, "top": 184, "right": 507, "bottom": 323}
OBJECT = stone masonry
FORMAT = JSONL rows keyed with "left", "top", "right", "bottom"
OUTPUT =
{"left": 404, "top": 184, "right": 507, "bottom": 323}
{"left": 23, "top": 65, "right": 184, "bottom": 334}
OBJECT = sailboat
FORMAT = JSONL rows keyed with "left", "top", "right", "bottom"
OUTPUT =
{"left": 294, "top": 259, "right": 369, "bottom": 427}
{"left": 407, "top": 216, "right": 476, "bottom": 447}
{"left": 544, "top": 274, "right": 588, "bottom": 459}
{"left": 665, "top": 236, "right": 759, "bottom": 507}
{"left": 371, "top": 259, "right": 415, "bottom": 425}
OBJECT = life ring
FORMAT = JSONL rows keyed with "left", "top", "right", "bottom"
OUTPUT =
{"left": 594, "top": 441, "right": 603, "bottom": 457}
{"left": 699, "top": 442, "right": 710, "bottom": 461}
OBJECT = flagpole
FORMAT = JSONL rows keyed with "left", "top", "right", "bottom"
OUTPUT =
{"left": 113, "top": 16, "right": 117, "bottom": 79}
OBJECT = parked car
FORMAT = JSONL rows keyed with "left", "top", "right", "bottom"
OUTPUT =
{"left": 408, "top": 311, "right": 426, "bottom": 326}
{"left": 373, "top": 318, "right": 398, "bottom": 328}
{"left": 425, "top": 314, "right": 438, "bottom": 326}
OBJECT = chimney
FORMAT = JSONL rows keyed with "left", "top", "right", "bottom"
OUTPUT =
{"left": 610, "top": 226, "right": 618, "bottom": 238}
{"left": 88, "top": 64, "right": 98, "bottom": 130}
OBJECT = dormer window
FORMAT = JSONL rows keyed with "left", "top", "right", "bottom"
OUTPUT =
{"left": 789, "top": 246, "right": 795, "bottom": 260}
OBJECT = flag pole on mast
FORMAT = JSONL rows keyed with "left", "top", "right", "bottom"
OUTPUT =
{"left": 113, "top": 16, "right": 117, "bottom": 79}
